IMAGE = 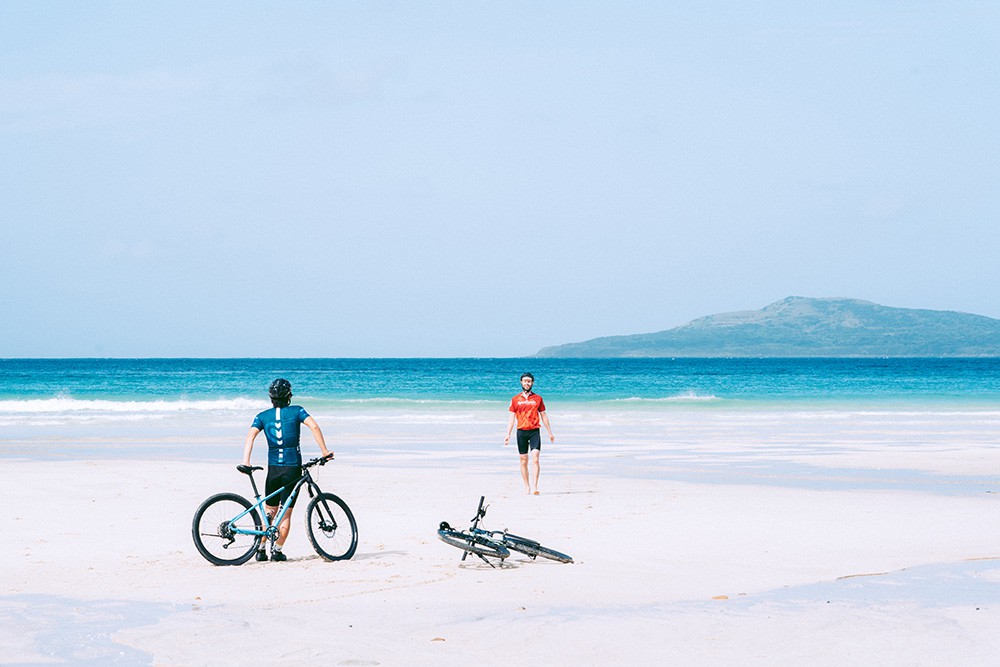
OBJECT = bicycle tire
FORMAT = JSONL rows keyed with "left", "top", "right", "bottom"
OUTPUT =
{"left": 306, "top": 492, "right": 358, "bottom": 561}
{"left": 437, "top": 529, "right": 510, "bottom": 560}
{"left": 192, "top": 492, "right": 262, "bottom": 566}
{"left": 502, "top": 534, "right": 573, "bottom": 563}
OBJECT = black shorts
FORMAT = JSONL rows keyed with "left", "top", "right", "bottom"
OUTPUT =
{"left": 516, "top": 429, "right": 541, "bottom": 455}
{"left": 265, "top": 465, "right": 302, "bottom": 509}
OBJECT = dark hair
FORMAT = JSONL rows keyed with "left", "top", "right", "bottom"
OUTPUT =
{"left": 520, "top": 372, "right": 534, "bottom": 381}
{"left": 268, "top": 378, "right": 292, "bottom": 407}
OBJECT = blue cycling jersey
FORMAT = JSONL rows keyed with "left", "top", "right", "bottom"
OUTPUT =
{"left": 251, "top": 405, "right": 310, "bottom": 466}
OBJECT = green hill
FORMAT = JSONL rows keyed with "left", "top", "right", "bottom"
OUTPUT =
{"left": 536, "top": 297, "right": 1000, "bottom": 357}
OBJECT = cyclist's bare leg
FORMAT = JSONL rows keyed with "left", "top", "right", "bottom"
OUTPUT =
{"left": 529, "top": 450, "right": 540, "bottom": 494}
{"left": 265, "top": 504, "right": 293, "bottom": 549}
{"left": 276, "top": 507, "right": 293, "bottom": 547}
{"left": 265, "top": 504, "right": 279, "bottom": 545}
{"left": 519, "top": 454, "right": 531, "bottom": 494}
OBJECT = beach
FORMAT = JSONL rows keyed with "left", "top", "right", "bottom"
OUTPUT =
{"left": 3, "top": 405, "right": 1000, "bottom": 666}
{"left": 7, "top": 0, "right": 1000, "bottom": 661}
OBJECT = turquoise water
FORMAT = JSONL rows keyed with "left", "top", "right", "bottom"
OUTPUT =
{"left": 3, "top": 359, "right": 998, "bottom": 491}
{"left": 3, "top": 357, "right": 1000, "bottom": 409}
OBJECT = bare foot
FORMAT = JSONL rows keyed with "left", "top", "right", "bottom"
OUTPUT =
{"left": 533, "top": 490, "right": 540, "bottom": 495}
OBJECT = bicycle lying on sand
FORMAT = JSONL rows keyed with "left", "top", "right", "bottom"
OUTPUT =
{"left": 192, "top": 455, "right": 357, "bottom": 565}
{"left": 437, "top": 496, "right": 573, "bottom": 567}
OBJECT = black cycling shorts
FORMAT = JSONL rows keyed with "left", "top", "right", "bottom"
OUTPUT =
{"left": 516, "top": 428, "right": 541, "bottom": 455}
{"left": 265, "top": 465, "right": 303, "bottom": 509}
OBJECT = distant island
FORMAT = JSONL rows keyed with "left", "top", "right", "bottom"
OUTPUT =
{"left": 536, "top": 297, "right": 1000, "bottom": 357}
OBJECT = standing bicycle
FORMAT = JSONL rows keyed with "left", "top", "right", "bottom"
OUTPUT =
{"left": 242, "top": 378, "right": 329, "bottom": 561}
{"left": 192, "top": 454, "right": 357, "bottom": 565}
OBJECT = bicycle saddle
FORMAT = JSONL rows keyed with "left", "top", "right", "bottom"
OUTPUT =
{"left": 236, "top": 465, "right": 263, "bottom": 475}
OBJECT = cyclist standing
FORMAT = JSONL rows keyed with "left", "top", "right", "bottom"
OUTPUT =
{"left": 242, "top": 378, "right": 332, "bottom": 561}
{"left": 503, "top": 372, "right": 555, "bottom": 495}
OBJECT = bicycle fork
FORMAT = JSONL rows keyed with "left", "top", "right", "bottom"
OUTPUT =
{"left": 312, "top": 495, "right": 340, "bottom": 535}
{"left": 463, "top": 495, "right": 488, "bottom": 563}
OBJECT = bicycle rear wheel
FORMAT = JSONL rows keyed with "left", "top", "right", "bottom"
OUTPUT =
{"left": 192, "top": 493, "right": 262, "bottom": 566}
{"left": 503, "top": 534, "right": 573, "bottom": 563}
{"left": 437, "top": 529, "right": 510, "bottom": 560}
{"left": 306, "top": 492, "right": 358, "bottom": 561}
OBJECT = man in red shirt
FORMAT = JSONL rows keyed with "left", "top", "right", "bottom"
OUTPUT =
{"left": 504, "top": 372, "right": 555, "bottom": 495}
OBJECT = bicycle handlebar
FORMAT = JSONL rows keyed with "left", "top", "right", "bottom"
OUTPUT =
{"left": 302, "top": 453, "right": 334, "bottom": 469}
{"left": 237, "top": 453, "right": 332, "bottom": 475}
{"left": 471, "top": 495, "right": 488, "bottom": 524}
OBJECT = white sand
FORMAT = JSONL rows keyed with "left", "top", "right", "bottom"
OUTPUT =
{"left": 3, "top": 409, "right": 1000, "bottom": 665}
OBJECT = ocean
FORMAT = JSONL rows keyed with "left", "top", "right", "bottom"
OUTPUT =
{"left": 2, "top": 358, "right": 999, "bottom": 473}
{"left": 4, "top": 357, "right": 1000, "bottom": 407}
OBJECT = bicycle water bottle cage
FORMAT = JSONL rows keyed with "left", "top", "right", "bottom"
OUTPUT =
{"left": 236, "top": 465, "right": 262, "bottom": 475}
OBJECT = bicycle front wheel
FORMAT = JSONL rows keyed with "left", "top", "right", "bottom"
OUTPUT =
{"left": 437, "top": 529, "right": 510, "bottom": 560}
{"left": 192, "top": 493, "right": 262, "bottom": 566}
{"left": 306, "top": 492, "right": 358, "bottom": 561}
{"left": 503, "top": 534, "right": 573, "bottom": 563}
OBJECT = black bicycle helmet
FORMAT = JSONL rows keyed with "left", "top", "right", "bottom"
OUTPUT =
{"left": 268, "top": 378, "right": 292, "bottom": 405}
{"left": 520, "top": 372, "right": 534, "bottom": 381}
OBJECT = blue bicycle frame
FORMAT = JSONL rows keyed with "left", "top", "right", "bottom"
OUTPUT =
{"left": 193, "top": 454, "right": 356, "bottom": 566}
{"left": 229, "top": 469, "right": 313, "bottom": 539}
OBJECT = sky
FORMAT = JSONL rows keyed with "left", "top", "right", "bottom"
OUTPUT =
{"left": 2, "top": 2, "right": 998, "bottom": 357}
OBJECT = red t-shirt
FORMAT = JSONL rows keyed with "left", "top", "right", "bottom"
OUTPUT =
{"left": 509, "top": 392, "right": 546, "bottom": 430}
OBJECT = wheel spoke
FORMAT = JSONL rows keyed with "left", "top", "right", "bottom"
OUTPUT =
{"left": 306, "top": 493, "right": 357, "bottom": 561}
{"left": 192, "top": 494, "right": 262, "bottom": 566}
